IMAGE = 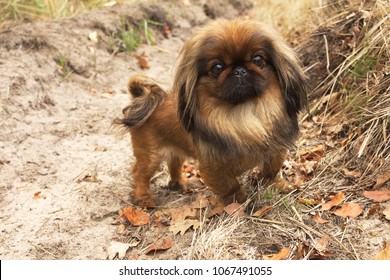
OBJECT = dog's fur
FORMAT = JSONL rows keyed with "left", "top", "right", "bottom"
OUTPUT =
{"left": 115, "top": 19, "right": 308, "bottom": 207}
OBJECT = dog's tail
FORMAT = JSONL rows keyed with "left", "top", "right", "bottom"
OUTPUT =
{"left": 113, "top": 73, "right": 166, "bottom": 130}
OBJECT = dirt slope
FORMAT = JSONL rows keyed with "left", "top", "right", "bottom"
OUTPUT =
{"left": 0, "top": 0, "right": 252, "bottom": 259}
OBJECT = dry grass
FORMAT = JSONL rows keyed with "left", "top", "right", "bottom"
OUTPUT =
{"left": 306, "top": 0, "right": 389, "bottom": 178}
{"left": 0, "top": 0, "right": 144, "bottom": 23}
{"left": 189, "top": 0, "right": 390, "bottom": 260}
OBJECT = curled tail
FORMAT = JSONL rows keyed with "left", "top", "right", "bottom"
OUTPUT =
{"left": 114, "top": 73, "right": 165, "bottom": 129}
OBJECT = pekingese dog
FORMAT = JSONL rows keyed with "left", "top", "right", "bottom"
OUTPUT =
{"left": 115, "top": 18, "right": 308, "bottom": 208}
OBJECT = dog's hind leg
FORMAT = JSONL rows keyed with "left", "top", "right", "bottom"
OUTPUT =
{"left": 167, "top": 153, "right": 187, "bottom": 192}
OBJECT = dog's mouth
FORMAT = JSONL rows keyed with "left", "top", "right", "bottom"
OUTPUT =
{"left": 219, "top": 76, "right": 265, "bottom": 105}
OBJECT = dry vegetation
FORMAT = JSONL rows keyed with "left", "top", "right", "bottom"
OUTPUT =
{"left": 1, "top": 0, "right": 389, "bottom": 260}
{"left": 184, "top": 0, "right": 390, "bottom": 260}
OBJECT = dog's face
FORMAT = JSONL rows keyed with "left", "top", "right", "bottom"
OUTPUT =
{"left": 196, "top": 27, "right": 274, "bottom": 105}
{"left": 174, "top": 19, "right": 308, "bottom": 131}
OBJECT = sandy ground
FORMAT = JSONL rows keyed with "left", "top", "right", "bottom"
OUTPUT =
{"left": 0, "top": 0, "right": 253, "bottom": 259}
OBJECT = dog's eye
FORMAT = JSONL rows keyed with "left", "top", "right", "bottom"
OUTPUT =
{"left": 212, "top": 63, "right": 224, "bottom": 75}
{"left": 252, "top": 55, "right": 265, "bottom": 67}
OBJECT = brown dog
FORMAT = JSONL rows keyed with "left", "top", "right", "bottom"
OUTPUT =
{"left": 115, "top": 18, "right": 308, "bottom": 207}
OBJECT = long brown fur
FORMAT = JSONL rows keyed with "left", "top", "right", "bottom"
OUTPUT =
{"left": 115, "top": 19, "right": 308, "bottom": 208}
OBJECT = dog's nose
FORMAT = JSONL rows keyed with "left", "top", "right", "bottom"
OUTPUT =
{"left": 233, "top": 67, "right": 247, "bottom": 77}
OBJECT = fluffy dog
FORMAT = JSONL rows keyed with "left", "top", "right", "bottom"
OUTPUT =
{"left": 115, "top": 18, "right": 308, "bottom": 207}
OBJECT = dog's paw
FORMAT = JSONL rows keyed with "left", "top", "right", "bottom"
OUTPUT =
{"left": 222, "top": 187, "right": 248, "bottom": 205}
{"left": 167, "top": 180, "right": 184, "bottom": 192}
{"left": 134, "top": 194, "right": 158, "bottom": 208}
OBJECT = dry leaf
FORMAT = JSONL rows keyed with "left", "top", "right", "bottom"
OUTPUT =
{"left": 88, "top": 31, "right": 98, "bottom": 43}
{"left": 153, "top": 211, "right": 171, "bottom": 227}
{"left": 168, "top": 219, "right": 200, "bottom": 235}
{"left": 315, "top": 235, "right": 330, "bottom": 253}
{"left": 373, "top": 171, "right": 390, "bottom": 189}
{"left": 298, "top": 144, "right": 325, "bottom": 161}
{"left": 145, "top": 238, "right": 173, "bottom": 255}
{"left": 33, "top": 191, "right": 41, "bottom": 199}
{"left": 123, "top": 207, "right": 150, "bottom": 226}
{"left": 191, "top": 195, "right": 210, "bottom": 209}
{"left": 342, "top": 168, "right": 362, "bottom": 178}
{"left": 263, "top": 248, "right": 291, "bottom": 260}
{"left": 299, "top": 160, "right": 318, "bottom": 175}
{"left": 273, "top": 177, "right": 297, "bottom": 193}
{"left": 374, "top": 243, "right": 390, "bottom": 260}
{"left": 363, "top": 189, "right": 390, "bottom": 202}
{"left": 206, "top": 195, "right": 225, "bottom": 218}
{"left": 106, "top": 241, "right": 136, "bottom": 259}
{"left": 136, "top": 54, "right": 150, "bottom": 69}
{"left": 295, "top": 243, "right": 306, "bottom": 260}
{"left": 77, "top": 174, "right": 101, "bottom": 183}
{"left": 333, "top": 202, "right": 363, "bottom": 218}
{"left": 321, "top": 192, "right": 345, "bottom": 211}
{"left": 169, "top": 206, "right": 197, "bottom": 223}
{"left": 224, "top": 203, "right": 245, "bottom": 218}
{"left": 252, "top": 206, "right": 273, "bottom": 217}
{"left": 313, "top": 212, "right": 330, "bottom": 224}
{"left": 162, "top": 24, "right": 171, "bottom": 38}
{"left": 383, "top": 203, "right": 390, "bottom": 220}
{"left": 299, "top": 198, "right": 319, "bottom": 206}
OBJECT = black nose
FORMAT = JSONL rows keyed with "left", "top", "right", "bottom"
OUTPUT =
{"left": 233, "top": 67, "right": 247, "bottom": 78}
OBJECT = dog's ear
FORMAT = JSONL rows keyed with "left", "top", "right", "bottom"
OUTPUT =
{"left": 178, "top": 84, "right": 195, "bottom": 131}
{"left": 174, "top": 41, "right": 200, "bottom": 131}
{"left": 265, "top": 34, "right": 309, "bottom": 118}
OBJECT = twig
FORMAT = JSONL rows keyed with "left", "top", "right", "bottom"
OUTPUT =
{"left": 347, "top": 237, "right": 360, "bottom": 260}
{"left": 286, "top": 216, "right": 356, "bottom": 259}
{"left": 291, "top": 206, "right": 303, "bottom": 223}
{"left": 323, "top": 34, "right": 331, "bottom": 74}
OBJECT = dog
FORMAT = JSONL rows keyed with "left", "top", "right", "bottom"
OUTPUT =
{"left": 115, "top": 18, "right": 308, "bottom": 207}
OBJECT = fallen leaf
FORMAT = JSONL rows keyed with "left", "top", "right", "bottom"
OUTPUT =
{"left": 362, "top": 189, "right": 390, "bottom": 202}
{"left": 33, "top": 191, "right": 41, "bottom": 199}
{"left": 191, "top": 194, "right": 209, "bottom": 209}
{"left": 383, "top": 203, "right": 390, "bottom": 220}
{"left": 298, "top": 144, "right": 325, "bottom": 161}
{"left": 76, "top": 174, "right": 102, "bottom": 183}
{"left": 206, "top": 195, "right": 225, "bottom": 218}
{"left": 153, "top": 211, "right": 171, "bottom": 227}
{"left": 294, "top": 243, "right": 306, "bottom": 260}
{"left": 299, "top": 198, "right": 320, "bottom": 206}
{"left": 314, "top": 235, "right": 330, "bottom": 253}
{"left": 333, "top": 202, "right": 363, "bottom": 218}
{"left": 299, "top": 160, "right": 318, "bottom": 175}
{"left": 374, "top": 243, "right": 390, "bottom": 260}
{"left": 107, "top": 241, "right": 137, "bottom": 259}
{"left": 136, "top": 54, "right": 150, "bottom": 69}
{"left": 373, "top": 171, "right": 390, "bottom": 189}
{"left": 321, "top": 192, "right": 345, "bottom": 211}
{"left": 88, "top": 31, "right": 98, "bottom": 43}
{"left": 342, "top": 168, "right": 362, "bottom": 178}
{"left": 313, "top": 212, "right": 330, "bottom": 224}
{"left": 206, "top": 206, "right": 224, "bottom": 218}
{"left": 145, "top": 238, "right": 173, "bottom": 255}
{"left": 169, "top": 206, "right": 197, "bottom": 223}
{"left": 273, "top": 177, "right": 298, "bottom": 193}
{"left": 367, "top": 205, "right": 380, "bottom": 218}
{"left": 252, "top": 206, "right": 273, "bottom": 217}
{"left": 162, "top": 24, "right": 171, "bottom": 38}
{"left": 123, "top": 207, "right": 150, "bottom": 226}
{"left": 224, "top": 203, "right": 245, "bottom": 218}
{"left": 168, "top": 219, "right": 200, "bottom": 235}
{"left": 263, "top": 248, "right": 291, "bottom": 260}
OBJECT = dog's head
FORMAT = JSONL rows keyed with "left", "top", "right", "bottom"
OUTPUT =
{"left": 174, "top": 18, "right": 308, "bottom": 131}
